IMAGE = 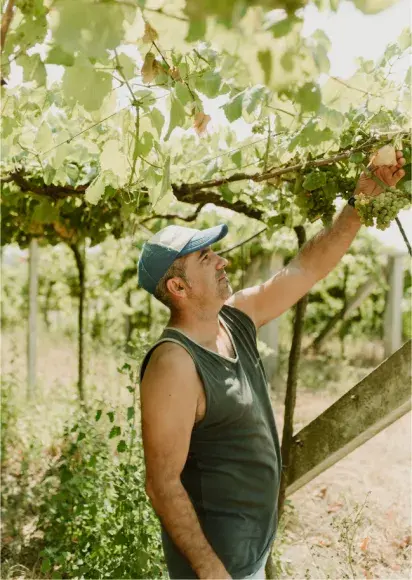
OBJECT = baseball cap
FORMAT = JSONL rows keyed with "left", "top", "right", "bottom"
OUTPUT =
{"left": 138, "top": 223, "right": 229, "bottom": 295}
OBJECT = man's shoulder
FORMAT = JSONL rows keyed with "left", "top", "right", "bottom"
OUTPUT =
{"left": 142, "top": 339, "right": 195, "bottom": 378}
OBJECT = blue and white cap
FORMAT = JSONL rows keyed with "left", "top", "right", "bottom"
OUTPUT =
{"left": 138, "top": 223, "right": 228, "bottom": 295}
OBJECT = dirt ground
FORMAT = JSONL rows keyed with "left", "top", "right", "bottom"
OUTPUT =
{"left": 2, "top": 331, "right": 411, "bottom": 579}
{"left": 270, "top": 383, "right": 411, "bottom": 579}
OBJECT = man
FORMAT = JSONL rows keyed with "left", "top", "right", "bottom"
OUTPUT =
{"left": 138, "top": 152, "right": 405, "bottom": 580}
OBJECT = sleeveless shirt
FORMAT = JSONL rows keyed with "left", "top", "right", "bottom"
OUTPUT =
{"left": 140, "top": 304, "right": 282, "bottom": 579}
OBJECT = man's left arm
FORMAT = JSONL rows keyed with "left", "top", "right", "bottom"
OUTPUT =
{"left": 226, "top": 150, "right": 405, "bottom": 329}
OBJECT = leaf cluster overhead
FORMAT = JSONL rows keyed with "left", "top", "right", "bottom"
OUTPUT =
{"left": 1, "top": 0, "right": 410, "bottom": 248}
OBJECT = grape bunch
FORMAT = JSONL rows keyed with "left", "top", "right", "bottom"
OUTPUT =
{"left": 354, "top": 188, "right": 411, "bottom": 230}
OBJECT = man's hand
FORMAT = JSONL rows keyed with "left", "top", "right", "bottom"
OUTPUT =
{"left": 354, "top": 149, "right": 406, "bottom": 198}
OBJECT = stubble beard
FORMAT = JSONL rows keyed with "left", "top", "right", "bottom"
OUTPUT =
{"left": 217, "top": 278, "right": 232, "bottom": 300}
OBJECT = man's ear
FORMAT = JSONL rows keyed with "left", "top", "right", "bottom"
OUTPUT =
{"left": 167, "top": 277, "right": 185, "bottom": 297}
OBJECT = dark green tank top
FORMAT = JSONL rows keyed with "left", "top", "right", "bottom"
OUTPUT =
{"left": 140, "top": 304, "right": 282, "bottom": 579}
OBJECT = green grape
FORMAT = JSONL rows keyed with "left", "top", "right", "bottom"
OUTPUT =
{"left": 354, "top": 187, "right": 411, "bottom": 229}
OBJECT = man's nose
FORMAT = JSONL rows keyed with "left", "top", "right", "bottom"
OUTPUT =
{"left": 216, "top": 255, "right": 229, "bottom": 269}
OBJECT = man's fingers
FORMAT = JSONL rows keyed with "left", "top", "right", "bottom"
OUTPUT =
{"left": 396, "top": 150, "right": 403, "bottom": 159}
{"left": 397, "top": 157, "right": 406, "bottom": 167}
{"left": 395, "top": 168, "right": 405, "bottom": 180}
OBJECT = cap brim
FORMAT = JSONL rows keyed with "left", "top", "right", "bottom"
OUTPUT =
{"left": 177, "top": 224, "right": 228, "bottom": 257}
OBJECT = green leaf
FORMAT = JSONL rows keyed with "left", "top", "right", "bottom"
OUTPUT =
{"left": 270, "top": 17, "right": 295, "bottom": 38}
{"left": 244, "top": 86, "right": 266, "bottom": 116}
{"left": 296, "top": 83, "right": 321, "bottom": 113}
{"left": 109, "top": 425, "right": 121, "bottom": 439}
{"left": 231, "top": 151, "right": 242, "bottom": 168}
{"left": 100, "top": 140, "right": 128, "bottom": 183}
{"left": 34, "top": 122, "right": 54, "bottom": 154}
{"left": 405, "top": 66, "right": 411, "bottom": 88}
{"left": 280, "top": 51, "right": 294, "bottom": 72}
{"left": 398, "top": 28, "right": 412, "bottom": 51}
{"left": 257, "top": 50, "right": 272, "bottom": 85}
{"left": 41, "top": 558, "right": 51, "bottom": 574}
{"left": 352, "top": 0, "right": 398, "bottom": 14}
{"left": 62, "top": 58, "right": 112, "bottom": 111}
{"left": 127, "top": 406, "right": 135, "bottom": 421}
{"left": 175, "top": 82, "right": 192, "bottom": 106}
{"left": 77, "top": 431, "right": 86, "bottom": 442}
{"left": 303, "top": 172, "right": 327, "bottom": 191}
{"left": 51, "top": 0, "right": 125, "bottom": 58}
{"left": 195, "top": 71, "right": 221, "bottom": 98}
{"left": 160, "top": 156, "right": 171, "bottom": 199}
{"left": 185, "top": 19, "right": 206, "bottom": 42}
{"left": 46, "top": 45, "right": 74, "bottom": 66}
{"left": 116, "top": 53, "right": 136, "bottom": 80}
{"left": 85, "top": 174, "right": 106, "bottom": 205}
{"left": 107, "top": 411, "right": 115, "bottom": 423}
{"left": 137, "top": 131, "right": 154, "bottom": 157}
{"left": 32, "top": 201, "right": 59, "bottom": 223}
{"left": 117, "top": 439, "right": 127, "bottom": 453}
{"left": 1, "top": 117, "right": 15, "bottom": 138}
{"left": 150, "top": 108, "right": 165, "bottom": 137}
{"left": 165, "top": 97, "right": 185, "bottom": 140}
{"left": 95, "top": 409, "right": 102, "bottom": 422}
{"left": 350, "top": 152, "right": 364, "bottom": 163}
{"left": 43, "top": 166, "right": 56, "bottom": 186}
{"left": 223, "top": 92, "right": 244, "bottom": 122}
{"left": 18, "top": 54, "right": 46, "bottom": 86}
{"left": 312, "top": 44, "right": 330, "bottom": 74}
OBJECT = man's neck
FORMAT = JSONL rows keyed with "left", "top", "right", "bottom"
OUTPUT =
{"left": 168, "top": 305, "right": 224, "bottom": 347}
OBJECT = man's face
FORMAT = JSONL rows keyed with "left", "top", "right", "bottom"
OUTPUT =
{"left": 182, "top": 245, "right": 232, "bottom": 304}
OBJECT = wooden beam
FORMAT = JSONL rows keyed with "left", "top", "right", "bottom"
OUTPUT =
{"left": 286, "top": 340, "right": 411, "bottom": 496}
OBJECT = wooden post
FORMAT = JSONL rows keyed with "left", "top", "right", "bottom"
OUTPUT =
{"left": 384, "top": 253, "right": 405, "bottom": 358}
{"left": 286, "top": 340, "right": 411, "bottom": 496}
{"left": 27, "top": 238, "right": 38, "bottom": 398}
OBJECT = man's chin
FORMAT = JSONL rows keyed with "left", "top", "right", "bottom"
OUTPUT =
{"left": 219, "top": 282, "right": 233, "bottom": 300}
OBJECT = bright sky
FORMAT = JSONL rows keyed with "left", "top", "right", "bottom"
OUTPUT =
{"left": 9, "top": 0, "right": 411, "bottom": 253}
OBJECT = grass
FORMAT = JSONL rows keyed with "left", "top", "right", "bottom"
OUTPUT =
{"left": 1, "top": 329, "right": 411, "bottom": 579}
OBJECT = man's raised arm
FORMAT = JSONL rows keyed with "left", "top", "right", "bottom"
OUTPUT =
{"left": 226, "top": 150, "right": 405, "bottom": 329}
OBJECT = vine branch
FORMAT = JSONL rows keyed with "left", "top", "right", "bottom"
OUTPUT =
{"left": 1, "top": 0, "right": 15, "bottom": 52}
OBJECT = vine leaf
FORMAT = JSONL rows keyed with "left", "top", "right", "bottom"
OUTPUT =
{"left": 62, "top": 59, "right": 112, "bottom": 111}
{"left": 223, "top": 92, "right": 244, "bottom": 122}
{"left": 175, "top": 81, "right": 192, "bottom": 106}
{"left": 141, "top": 52, "right": 160, "bottom": 84}
{"left": 117, "top": 440, "right": 127, "bottom": 453}
{"left": 109, "top": 425, "right": 121, "bottom": 439}
{"left": 195, "top": 71, "right": 221, "bottom": 98}
{"left": 45, "top": 46, "right": 74, "bottom": 67}
{"left": 165, "top": 97, "right": 186, "bottom": 140}
{"left": 258, "top": 50, "right": 272, "bottom": 85}
{"left": 186, "top": 19, "right": 206, "bottom": 42}
{"left": 116, "top": 53, "right": 135, "bottom": 80}
{"left": 35, "top": 122, "right": 54, "bottom": 154}
{"left": 193, "top": 112, "right": 211, "bottom": 135}
{"left": 143, "top": 21, "right": 158, "bottom": 43}
{"left": 17, "top": 54, "right": 46, "bottom": 86}
{"left": 85, "top": 174, "right": 106, "bottom": 205}
{"left": 100, "top": 141, "right": 129, "bottom": 184}
{"left": 303, "top": 172, "right": 327, "bottom": 191}
{"left": 51, "top": 0, "right": 125, "bottom": 58}
{"left": 296, "top": 83, "right": 321, "bottom": 113}
{"left": 137, "top": 132, "right": 154, "bottom": 157}
{"left": 150, "top": 108, "right": 165, "bottom": 137}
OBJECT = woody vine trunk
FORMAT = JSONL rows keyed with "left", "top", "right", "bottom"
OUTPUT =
{"left": 70, "top": 242, "right": 86, "bottom": 405}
